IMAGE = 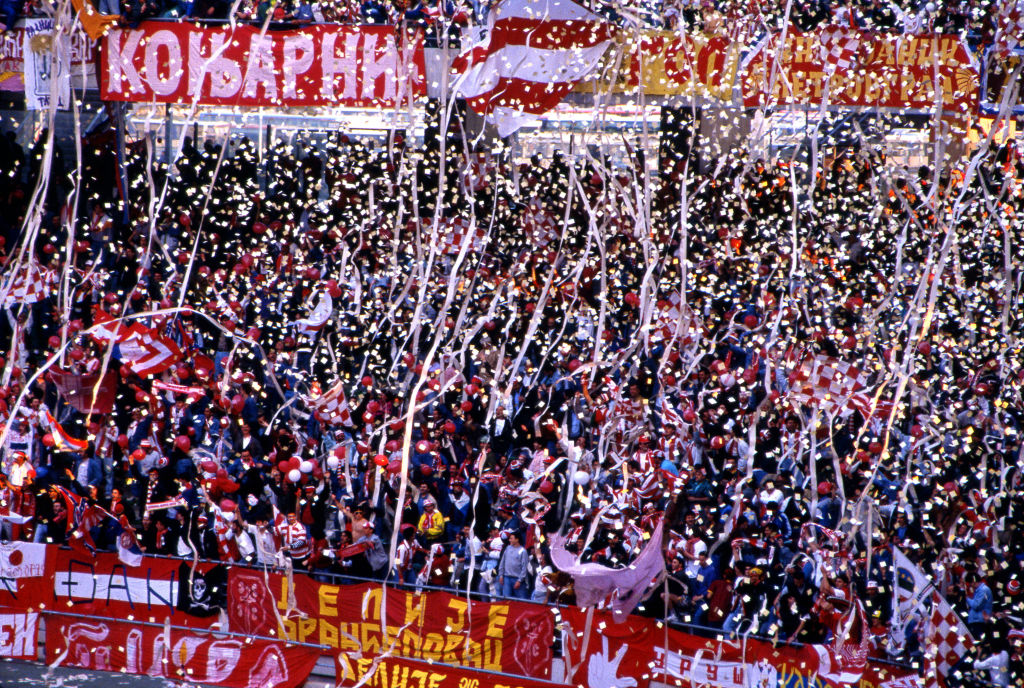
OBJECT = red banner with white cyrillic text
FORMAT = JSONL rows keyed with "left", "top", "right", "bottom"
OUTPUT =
{"left": 45, "top": 614, "right": 320, "bottom": 688}
{"left": 100, "top": 22, "right": 424, "bottom": 107}
{"left": 227, "top": 567, "right": 555, "bottom": 679}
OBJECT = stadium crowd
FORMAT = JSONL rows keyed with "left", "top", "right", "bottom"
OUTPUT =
{"left": 0, "top": 101, "right": 1023, "bottom": 687}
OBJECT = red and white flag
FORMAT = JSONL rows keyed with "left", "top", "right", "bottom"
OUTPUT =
{"left": 305, "top": 381, "right": 353, "bottom": 427}
{"left": 523, "top": 200, "right": 560, "bottom": 247}
{"left": 460, "top": 151, "right": 494, "bottom": 192}
{"left": 819, "top": 24, "right": 861, "bottom": 73}
{"left": 43, "top": 410, "right": 89, "bottom": 453}
{"left": 924, "top": 592, "right": 974, "bottom": 688}
{"left": 0, "top": 263, "right": 55, "bottom": 308}
{"left": 434, "top": 216, "right": 487, "bottom": 255}
{"left": 787, "top": 352, "right": 892, "bottom": 417}
{"left": 91, "top": 309, "right": 183, "bottom": 377}
{"left": 813, "top": 598, "right": 871, "bottom": 685}
{"left": 994, "top": 1, "right": 1024, "bottom": 58}
{"left": 452, "top": 0, "right": 616, "bottom": 136}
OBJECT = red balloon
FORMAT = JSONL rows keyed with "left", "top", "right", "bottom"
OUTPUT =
{"left": 624, "top": 292, "right": 640, "bottom": 307}
{"left": 361, "top": 375, "right": 373, "bottom": 388}
{"left": 743, "top": 314, "right": 759, "bottom": 329}
{"left": 539, "top": 479, "right": 555, "bottom": 494}
{"left": 117, "top": 434, "right": 129, "bottom": 449}
{"left": 42, "top": 433, "right": 55, "bottom": 447}
{"left": 367, "top": 400, "right": 381, "bottom": 414}
{"left": 48, "top": 335, "right": 60, "bottom": 349}
{"left": 460, "top": 401, "right": 474, "bottom": 412}
{"left": 131, "top": 449, "right": 147, "bottom": 461}
{"left": 710, "top": 436, "right": 725, "bottom": 450}
{"left": 135, "top": 391, "right": 148, "bottom": 404}
{"left": 175, "top": 365, "right": 191, "bottom": 381}
{"left": 362, "top": 411, "right": 375, "bottom": 423}
{"left": 682, "top": 408, "right": 696, "bottom": 423}
{"left": 910, "top": 425, "right": 924, "bottom": 439}
{"left": 252, "top": 222, "right": 267, "bottom": 235}
{"left": 356, "top": 441, "right": 369, "bottom": 454}
{"left": 916, "top": 341, "right": 932, "bottom": 356}
{"left": 420, "top": 464, "right": 434, "bottom": 477}
{"left": 246, "top": 327, "right": 261, "bottom": 340}
{"left": 443, "top": 420, "right": 456, "bottom": 434}
{"left": 175, "top": 435, "right": 191, "bottom": 452}
{"left": 230, "top": 394, "right": 246, "bottom": 415}
{"left": 278, "top": 460, "right": 290, "bottom": 473}
{"left": 373, "top": 454, "right": 389, "bottom": 467}
{"left": 385, "top": 440, "right": 400, "bottom": 452}
{"left": 415, "top": 440, "right": 430, "bottom": 454}
{"left": 387, "top": 459, "right": 402, "bottom": 474}
{"left": 388, "top": 419, "right": 404, "bottom": 432}
{"left": 465, "top": 384, "right": 478, "bottom": 396}
{"left": 868, "top": 441, "right": 883, "bottom": 454}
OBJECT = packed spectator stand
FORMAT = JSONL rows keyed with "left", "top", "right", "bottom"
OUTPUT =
{"left": 1, "top": 1, "right": 1024, "bottom": 687}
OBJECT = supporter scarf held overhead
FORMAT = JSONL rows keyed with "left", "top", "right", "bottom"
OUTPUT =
{"left": 452, "top": 0, "right": 616, "bottom": 136}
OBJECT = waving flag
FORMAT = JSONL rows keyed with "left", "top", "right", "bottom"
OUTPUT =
{"left": 295, "top": 290, "right": 333, "bottom": 336}
{"left": 452, "top": 0, "right": 616, "bottom": 136}
{"left": 90, "top": 308, "right": 183, "bottom": 377}
{"left": 304, "top": 381, "right": 353, "bottom": 427}
{"left": 43, "top": 411, "right": 89, "bottom": 453}
{"left": 994, "top": 1, "right": 1024, "bottom": 58}
{"left": 550, "top": 521, "right": 665, "bottom": 621}
{"left": 0, "top": 263, "right": 55, "bottom": 308}
{"left": 819, "top": 24, "right": 861, "bottom": 74}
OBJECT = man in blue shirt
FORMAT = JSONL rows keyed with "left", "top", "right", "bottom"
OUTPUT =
{"left": 965, "top": 572, "right": 993, "bottom": 641}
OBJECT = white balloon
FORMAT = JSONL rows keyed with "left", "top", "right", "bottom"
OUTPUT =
{"left": 287, "top": 469, "right": 301, "bottom": 483}
{"left": 299, "top": 460, "right": 313, "bottom": 473}
{"left": 326, "top": 456, "right": 340, "bottom": 470}
{"left": 574, "top": 470, "right": 591, "bottom": 485}
{"left": 721, "top": 373, "right": 736, "bottom": 388}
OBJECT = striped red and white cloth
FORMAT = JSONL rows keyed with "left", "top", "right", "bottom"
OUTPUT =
{"left": 1, "top": 263, "right": 55, "bottom": 308}
{"left": 452, "top": 0, "right": 616, "bottom": 136}
{"left": 786, "top": 351, "right": 892, "bottom": 417}
{"left": 460, "top": 151, "right": 494, "bottom": 192}
{"left": 818, "top": 24, "right": 860, "bottom": 73}
{"left": 306, "top": 381, "right": 353, "bottom": 427}
{"left": 523, "top": 201, "right": 560, "bottom": 247}
{"left": 435, "top": 216, "right": 487, "bottom": 255}
{"left": 91, "top": 309, "right": 183, "bottom": 378}
{"left": 995, "top": 0, "right": 1024, "bottom": 58}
